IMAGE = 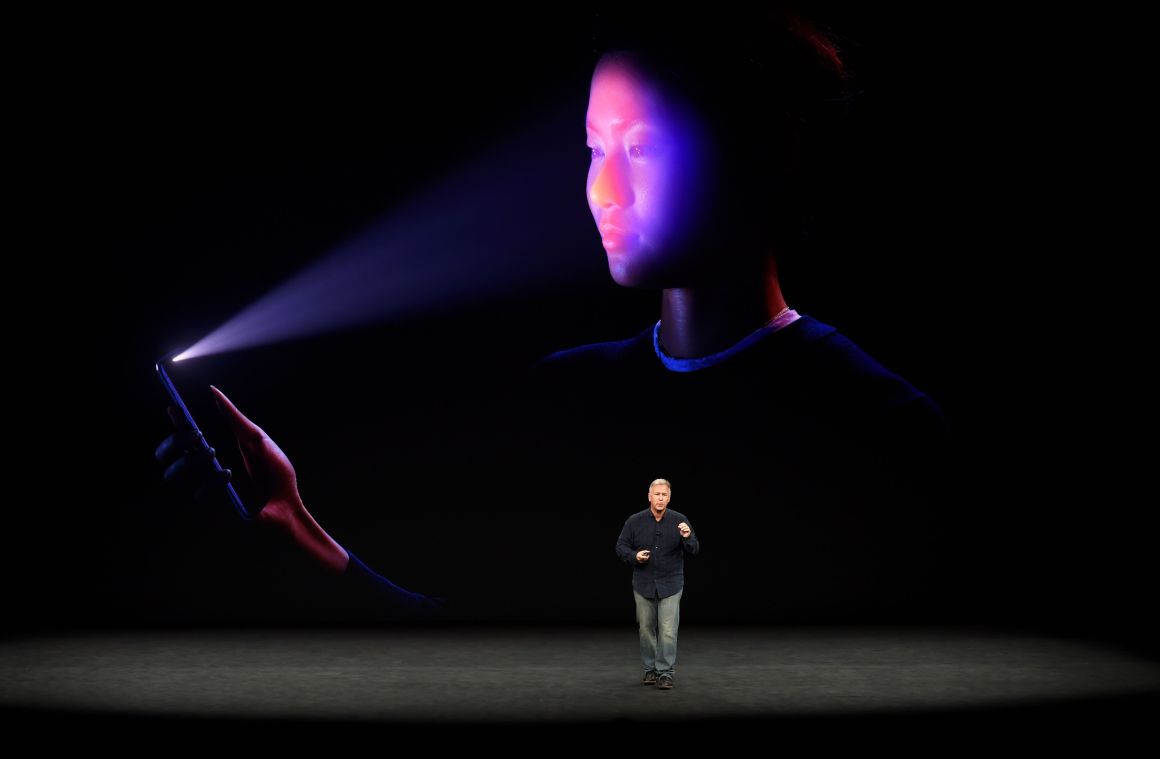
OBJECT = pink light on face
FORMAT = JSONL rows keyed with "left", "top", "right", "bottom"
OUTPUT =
{"left": 585, "top": 58, "right": 713, "bottom": 288}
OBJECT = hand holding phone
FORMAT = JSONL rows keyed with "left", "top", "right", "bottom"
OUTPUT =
{"left": 155, "top": 358, "right": 255, "bottom": 520}
{"left": 154, "top": 356, "right": 350, "bottom": 574}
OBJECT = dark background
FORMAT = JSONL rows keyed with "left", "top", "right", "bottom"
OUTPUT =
{"left": 13, "top": 8, "right": 1149, "bottom": 652}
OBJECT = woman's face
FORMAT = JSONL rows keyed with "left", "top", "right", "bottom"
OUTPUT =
{"left": 586, "top": 58, "right": 715, "bottom": 288}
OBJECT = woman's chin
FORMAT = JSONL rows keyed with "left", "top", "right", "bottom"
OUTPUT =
{"left": 607, "top": 252, "right": 646, "bottom": 288}
{"left": 607, "top": 257, "right": 635, "bottom": 287}
{"left": 607, "top": 257, "right": 665, "bottom": 289}
{"left": 606, "top": 244, "right": 695, "bottom": 289}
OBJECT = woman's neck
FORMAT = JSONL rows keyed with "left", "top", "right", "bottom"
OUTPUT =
{"left": 658, "top": 258, "right": 787, "bottom": 359}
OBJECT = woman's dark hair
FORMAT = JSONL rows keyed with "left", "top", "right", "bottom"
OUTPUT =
{"left": 588, "top": 4, "right": 856, "bottom": 268}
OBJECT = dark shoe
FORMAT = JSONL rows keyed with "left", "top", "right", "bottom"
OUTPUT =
{"left": 656, "top": 675, "right": 673, "bottom": 689}
{"left": 642, "top": 671, "right": 658, "bottom": 685}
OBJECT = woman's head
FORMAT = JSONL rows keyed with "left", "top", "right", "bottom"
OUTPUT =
{"left": 585, "top": 54, "right": 714, "bottom": 287}
{"left": 584, "top": 7, "right": 849, "bottom": 288}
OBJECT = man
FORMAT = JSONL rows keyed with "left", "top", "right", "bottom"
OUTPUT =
{"left": 615, "top": 478, "right": 699, "bottom": 689}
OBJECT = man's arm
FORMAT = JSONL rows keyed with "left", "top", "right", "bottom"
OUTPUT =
{"left": 616, "top": 518, "right": 638, "bottom": 565}
{"left": 680, "top": 520, "right": 700, "bottom": 556}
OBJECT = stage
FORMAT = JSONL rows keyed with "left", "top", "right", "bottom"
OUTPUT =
{"left": 2, "top": 625, "right": 1157, "bottom": 738}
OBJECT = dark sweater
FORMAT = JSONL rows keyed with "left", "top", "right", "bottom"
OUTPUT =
{"left": 616, "top": 508, "right": 700, "bottom": 600}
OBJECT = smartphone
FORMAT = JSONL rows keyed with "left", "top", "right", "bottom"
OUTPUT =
{"left": 156, "top": 354, "right": 257, "bottom": 520}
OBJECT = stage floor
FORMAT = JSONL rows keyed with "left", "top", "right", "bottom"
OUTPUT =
{"left": 2, "top": 625, "right": 1157, "bottom": 736}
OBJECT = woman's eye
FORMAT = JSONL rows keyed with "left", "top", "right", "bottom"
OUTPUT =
{"left": 629, "top": 144, "right": 656, "bottom": 159}
{"left": 588, "top": 145, "right": 604, "bottom": 160}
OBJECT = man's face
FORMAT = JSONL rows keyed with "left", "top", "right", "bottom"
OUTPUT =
{"left": 585, "top": 58, "right": 714, "bottom": 288}
{"left": 648, "top": 485, "right": 671, "bottom": 513}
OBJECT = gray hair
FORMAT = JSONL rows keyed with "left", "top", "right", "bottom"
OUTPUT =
{"left": 649, "top": 479, "right": 672, "bottom": 492}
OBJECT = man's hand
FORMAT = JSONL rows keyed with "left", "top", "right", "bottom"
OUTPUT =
{"left": 636, "top": 550, "right": 651, "bottom": 563}
{"left": 678, "top": 522, "right": 691, "bottom": 538}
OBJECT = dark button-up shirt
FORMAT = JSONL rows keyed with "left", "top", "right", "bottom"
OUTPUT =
{"left": 616, "top": 508, "right": 699, "bottom": 599}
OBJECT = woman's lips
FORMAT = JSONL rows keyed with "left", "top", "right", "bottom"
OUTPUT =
{"left": 601, "top": 228, "right": 638, "bottom": 250}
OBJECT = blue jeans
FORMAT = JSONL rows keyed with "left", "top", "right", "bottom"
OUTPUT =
{"left": 633, "top": 589, "right": 682, "bottom": 676}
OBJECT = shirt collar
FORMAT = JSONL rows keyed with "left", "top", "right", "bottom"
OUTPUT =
{"left": 652, "top": 309, "right": 801, "bottom": 373}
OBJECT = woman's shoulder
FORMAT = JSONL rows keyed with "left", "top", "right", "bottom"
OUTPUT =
{"left": 532, "top": 322, "right": 656, "bottom": 374}
{"left": 787, "top": 317, "right": 946, "bottom": 432}
{"left": 797, "top": 318, "right": 931, "bottom": 408}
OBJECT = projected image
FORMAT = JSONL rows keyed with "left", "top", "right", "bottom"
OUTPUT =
{"left": 153, "top": 11, "right": 954, "bottom": 624}
{"left": 530, "top": 25, "right": 953, "bottom": 620}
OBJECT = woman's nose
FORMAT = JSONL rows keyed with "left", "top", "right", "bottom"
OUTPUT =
{"left": 589, "top": 152, "right": 633, "bottom": 209}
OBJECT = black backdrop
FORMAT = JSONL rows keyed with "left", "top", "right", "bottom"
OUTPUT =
{"left": 13, "top": 7, "right": 1151, "bottom": 651}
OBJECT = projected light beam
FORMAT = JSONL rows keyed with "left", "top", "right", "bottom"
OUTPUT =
{"left": 174, "top": 106, "right": 598, "bottom": 362}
